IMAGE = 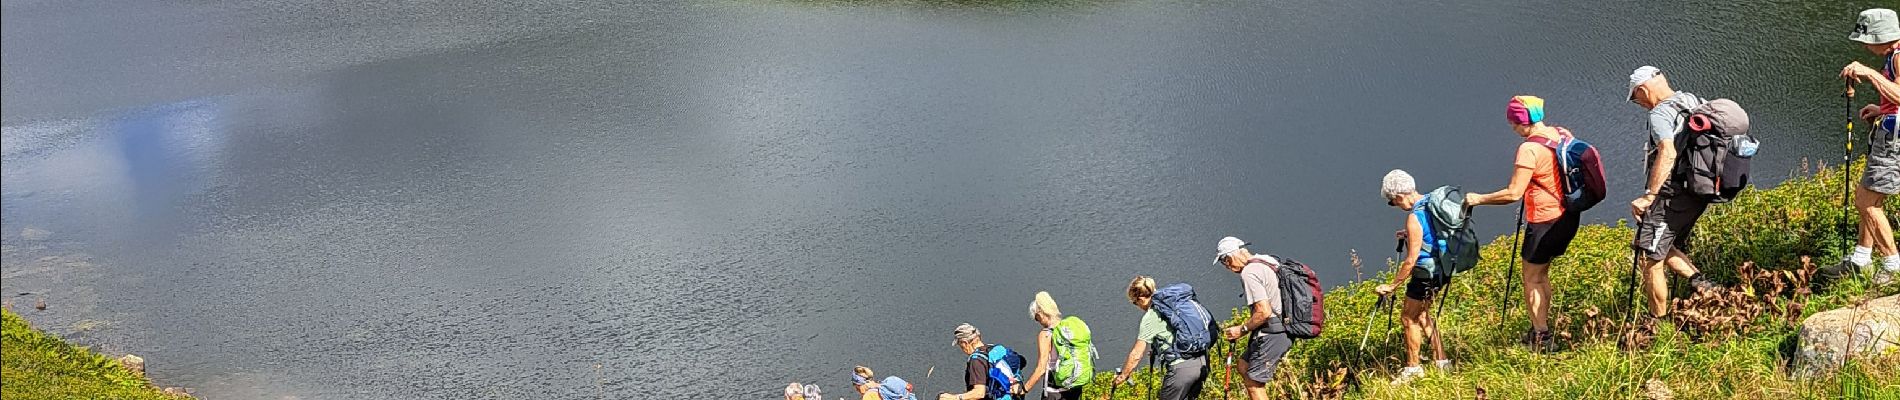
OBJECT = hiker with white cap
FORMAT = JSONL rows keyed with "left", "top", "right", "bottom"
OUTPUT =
{"left": 1838, "top": 8, "right": 1900, "bottom": 284}
{"left": 1213, "top": 236, "right": 1288, "bottom": 400}
{"left": 1626, "top": 66, "right": 1723, "bottom": 325}
{"left": 1374, "top": 169, "right": 1450, "bottom": 384}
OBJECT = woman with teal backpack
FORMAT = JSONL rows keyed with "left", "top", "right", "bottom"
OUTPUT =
{"left": 1021, "top": 291, "right": 1093, "bottom": 400}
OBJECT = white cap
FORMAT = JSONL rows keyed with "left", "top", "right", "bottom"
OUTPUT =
{"left": 1628, "top": 66, "right": 1661, "bottom": 101}
{"left": 1214, "top": 236, "right": 1248, "bottom": 265}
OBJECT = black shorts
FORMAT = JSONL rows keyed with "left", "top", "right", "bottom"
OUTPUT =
{"left": 1404, "top": 264, "right": 1445, "bottom": 301}
{"left": 1521, "top": 211, "right": 1582, "bottom": 265}
{"left": 1633, "top": 193, "right": 1710, "bottom": 260}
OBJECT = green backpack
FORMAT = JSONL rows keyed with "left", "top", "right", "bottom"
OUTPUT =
{"left": 1050, "top": 316, "right": 1096, "bottom": 389}
{"left": 1422, "top": 186, "right": 1482, "bottom": 279}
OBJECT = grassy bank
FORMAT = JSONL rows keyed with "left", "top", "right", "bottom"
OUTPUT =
{"left": 1, "top": 309, "right": 184, "bottom": 400}
{"left": 1082, "top": 163, "right": 1900, "bottom": 399}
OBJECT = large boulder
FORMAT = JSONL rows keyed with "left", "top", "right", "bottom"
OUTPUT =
{"left": 1793, "top": 294, "right": 1900, "bottom": 377}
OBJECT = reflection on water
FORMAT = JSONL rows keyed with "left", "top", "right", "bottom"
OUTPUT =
{"left": 1, "top": 0, "right": 1894, "bottom": 398}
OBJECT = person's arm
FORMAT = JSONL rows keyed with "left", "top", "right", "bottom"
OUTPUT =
{"left": 1632, "top": 133, "right": 1676, "bottom": 219}
{"left": 1383, "top": 217, "right": 1428, "bottom": 295}
{"left": 1224, "top": 299, "right": 1272, "bottom": 340}
{"left": 1113, "top": 340, "right": 1147, "bottom": 384}
{"left": 1022, "top": 330, "right": 1051, "bottom": 390}
{"left": 938, "top": 359, "right": 989, "bottom": 400}
{"left": 1846, "top": 58, "right": 1900, "bottom": 111}
{"left": 1467, "top": 145, "right": 1536, "bottom": 206}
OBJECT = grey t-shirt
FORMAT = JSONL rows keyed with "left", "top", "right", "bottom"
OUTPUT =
{"left": 1239, "top": 255, "right": 1282, "bottom": 334}
{"left": 1648, "top": 91, "right": 1704, "bottom": 144}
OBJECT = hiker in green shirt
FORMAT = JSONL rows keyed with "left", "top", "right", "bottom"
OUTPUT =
{"left": 1111, "top": 276, "right": 1207, "bottom": 400}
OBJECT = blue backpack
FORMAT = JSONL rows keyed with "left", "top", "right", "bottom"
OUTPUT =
{"left": 1150, "top": 283, "right": 1217, "bottom": 362}
{"left": 876, "top": 376, "right": 916, "bottom": 400}
{"left": 1525, "top": 128, "right": 1608, "bottom": 212}
{"left": 973, "top": 345, "right": 1027, "bottom": 400}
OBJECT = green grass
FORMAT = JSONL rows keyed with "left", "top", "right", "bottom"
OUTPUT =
{"left": 2, "top": 309, "right": 182, "bottom": 400}
{"left": 1079, "top": 162, "right": 1900, "bottom": 399}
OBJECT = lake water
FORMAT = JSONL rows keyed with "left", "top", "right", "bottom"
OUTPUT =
{"left": 0, "top": 0, "right": 1888, "bottom": 398}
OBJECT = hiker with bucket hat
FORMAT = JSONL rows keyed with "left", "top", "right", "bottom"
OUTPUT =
{"left": 1834, "top": 8, "right": 1900, "bottom": 285}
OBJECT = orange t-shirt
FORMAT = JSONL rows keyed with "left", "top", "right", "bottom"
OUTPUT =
{"left": 1514, "top": 141, "right": 1563, "bottom": 223}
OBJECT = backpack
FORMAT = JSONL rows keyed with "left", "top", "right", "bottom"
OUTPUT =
{"left": 1421, "top": 186, "right": 1482, "bottom": 279}
{"left": 1150, "top": 283, "right": 1217, "bottom": 362}
{"left": 1048, "top": 316, "right": 1096, "bottom": 389}
{"left": 1525, "top": 127, "right": 1608, "bottom": 212}
{"left": 876, "top": 376, "right": 916, "bottom": 400}
{"left": 1672, "top": 98, "right": 1757, "bottom": 203}
{"left": 973, "top": 344, "right": 1028, "bottom": 400}
{"left": 1262, "top": 255, "right": 1325, "bottom": 339}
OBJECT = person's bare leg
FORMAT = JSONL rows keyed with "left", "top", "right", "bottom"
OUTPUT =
{"left": 1402, "top": 299, "right": 1426, "bottom": 368}
{"left": 1859, "top": 186, "right": 1897, "bottom": 257}
{"left": 1643, "top": 257, "right": 1671, "bottom": 318}
{"left": 1423, "top": 304, "right": 1446, "bottom": 362}
{"left": 1523, "top": 262, "right": 1551, "bottom": 331}
{"left": 1242, "top": 368, "right": 1269, "bottom": 400}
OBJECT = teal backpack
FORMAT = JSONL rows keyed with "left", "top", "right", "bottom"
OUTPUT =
{"left": 1049, "top": 316, "right": 1096, "bottom": 389}
{"left": 1422, "top": 186, "right": 1482, "bottom": 279}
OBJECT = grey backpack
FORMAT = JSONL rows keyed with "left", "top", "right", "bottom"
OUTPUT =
{"left": 1673, "top": 98, "right": 1758, "bottom": 203}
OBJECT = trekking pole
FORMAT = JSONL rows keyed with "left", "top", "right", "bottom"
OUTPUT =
{"left": 1499, "top": 203, "right": 1526, "bottom": 318}
{"left": 1221, "top": 340, "right": 1234, "bottom": 400}
{"left": 1358, "top": 294, "right": 1380, "bottom": 350}
{"left": 1104, "top": 368, "right": 1121, "bottom": 400}
{"left": 1846, "top": 82, "right": 1859, "bottom": 253}
{"left": 1625, "top": 224, "right": 1646, "bottom": 326}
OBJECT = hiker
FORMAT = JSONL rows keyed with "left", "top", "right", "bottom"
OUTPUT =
{"left": 856, "top": 366, "right": 918, "bottom": 400}
{"left": 854, "top": 366, "right": 881, "bottom": 400}
{"left": 1626, "top": 67, "right": 1729, "bottom": 321}
{"left": 788, "top": 383, "right": 806, "bottom": 400}
{"left": 940, "top": 323, "right": 1027, "bottom": 400}
{"left": 1463, "top": 96, "right": 1583, "bottom": 348}
{"left": 1839, "top": 8, "right": 1900, "bottom": 284}
{"left": 1110, "top": 276, "right": 1208, "bottom": 400}
{"left": 1374, "top": 169, "right": 1451, "bottom": 384}
{"left": 1020, "top": 292, "right": 1092, "bottom": 400}
{"left": 1215, "top": 237, "right": 1290, "bottom": 400}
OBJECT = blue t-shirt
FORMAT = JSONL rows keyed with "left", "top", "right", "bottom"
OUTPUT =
{"left": 1412, "top": 198, "right": 1436, "bottom": 263}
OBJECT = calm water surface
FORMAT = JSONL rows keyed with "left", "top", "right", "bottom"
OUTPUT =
{"left": 0, "top": 0, "right": 1887, "bottom": 398}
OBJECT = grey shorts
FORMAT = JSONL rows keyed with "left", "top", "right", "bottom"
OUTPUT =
{"left": 1633, "top": 193, "right": 1709, "bottom": 260}
{"left": 1866, "top": 116, "right": 1900, "bottom": 195}
{"left": 1158, "top": 355, "right": 1209, "bottom": 400}
{"left": 1240, "top": 332, "right": 1292, "bottom": 383}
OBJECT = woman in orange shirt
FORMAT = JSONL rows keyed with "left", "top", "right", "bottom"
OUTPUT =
{"left": 1464, "top": 95, "right": 1581, "bottom": 350}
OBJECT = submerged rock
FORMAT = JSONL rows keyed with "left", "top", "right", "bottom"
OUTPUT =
{"left": 19, "top": 227, "right": 51, "bottom": 241}
{"left": 1793, "top": 294, "right": 1900, "bottom": 377}
{"left": 118, "top": 354, "right": 146, "bottom": 377}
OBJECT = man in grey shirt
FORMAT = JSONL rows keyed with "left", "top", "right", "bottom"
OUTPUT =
{"left": 1213, "top": 236, "right": 1287, "bottom": 400}
{"left": 1626, "top": 66, "right": 1720, "bottom": 326}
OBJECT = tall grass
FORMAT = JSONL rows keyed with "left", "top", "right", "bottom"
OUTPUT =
{"left": 1077, "top": 162, "right": 1900, "bottom": 399}
{"left": 1, "top": 309, "right": 185, "bottom": 400}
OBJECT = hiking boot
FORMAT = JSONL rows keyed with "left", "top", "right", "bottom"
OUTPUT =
{"left": 1689, "top": 274, "right": 1723, "bottom": 293}
{"left": 1390, "top": 366, "right": 1424, "bottom": 385}
{"left": 1519, "top": 328, "right": 1552, "bottom": 351}
{"left": 1875, "top": 268, "right": 1898, "bottom": 286}
{"left": 1433, "top": 359, "right": 1454, "bottom": 372}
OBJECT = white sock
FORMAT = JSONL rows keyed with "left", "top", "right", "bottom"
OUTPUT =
{"left": 1883, "top": 255, "right": 1900, "bottom": 272}
{"left": 1852, "top": 246, "right": 1874, "bottom": 267}
{"left": 1434, "top": 359, "right": 1453, "bottom": 369}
